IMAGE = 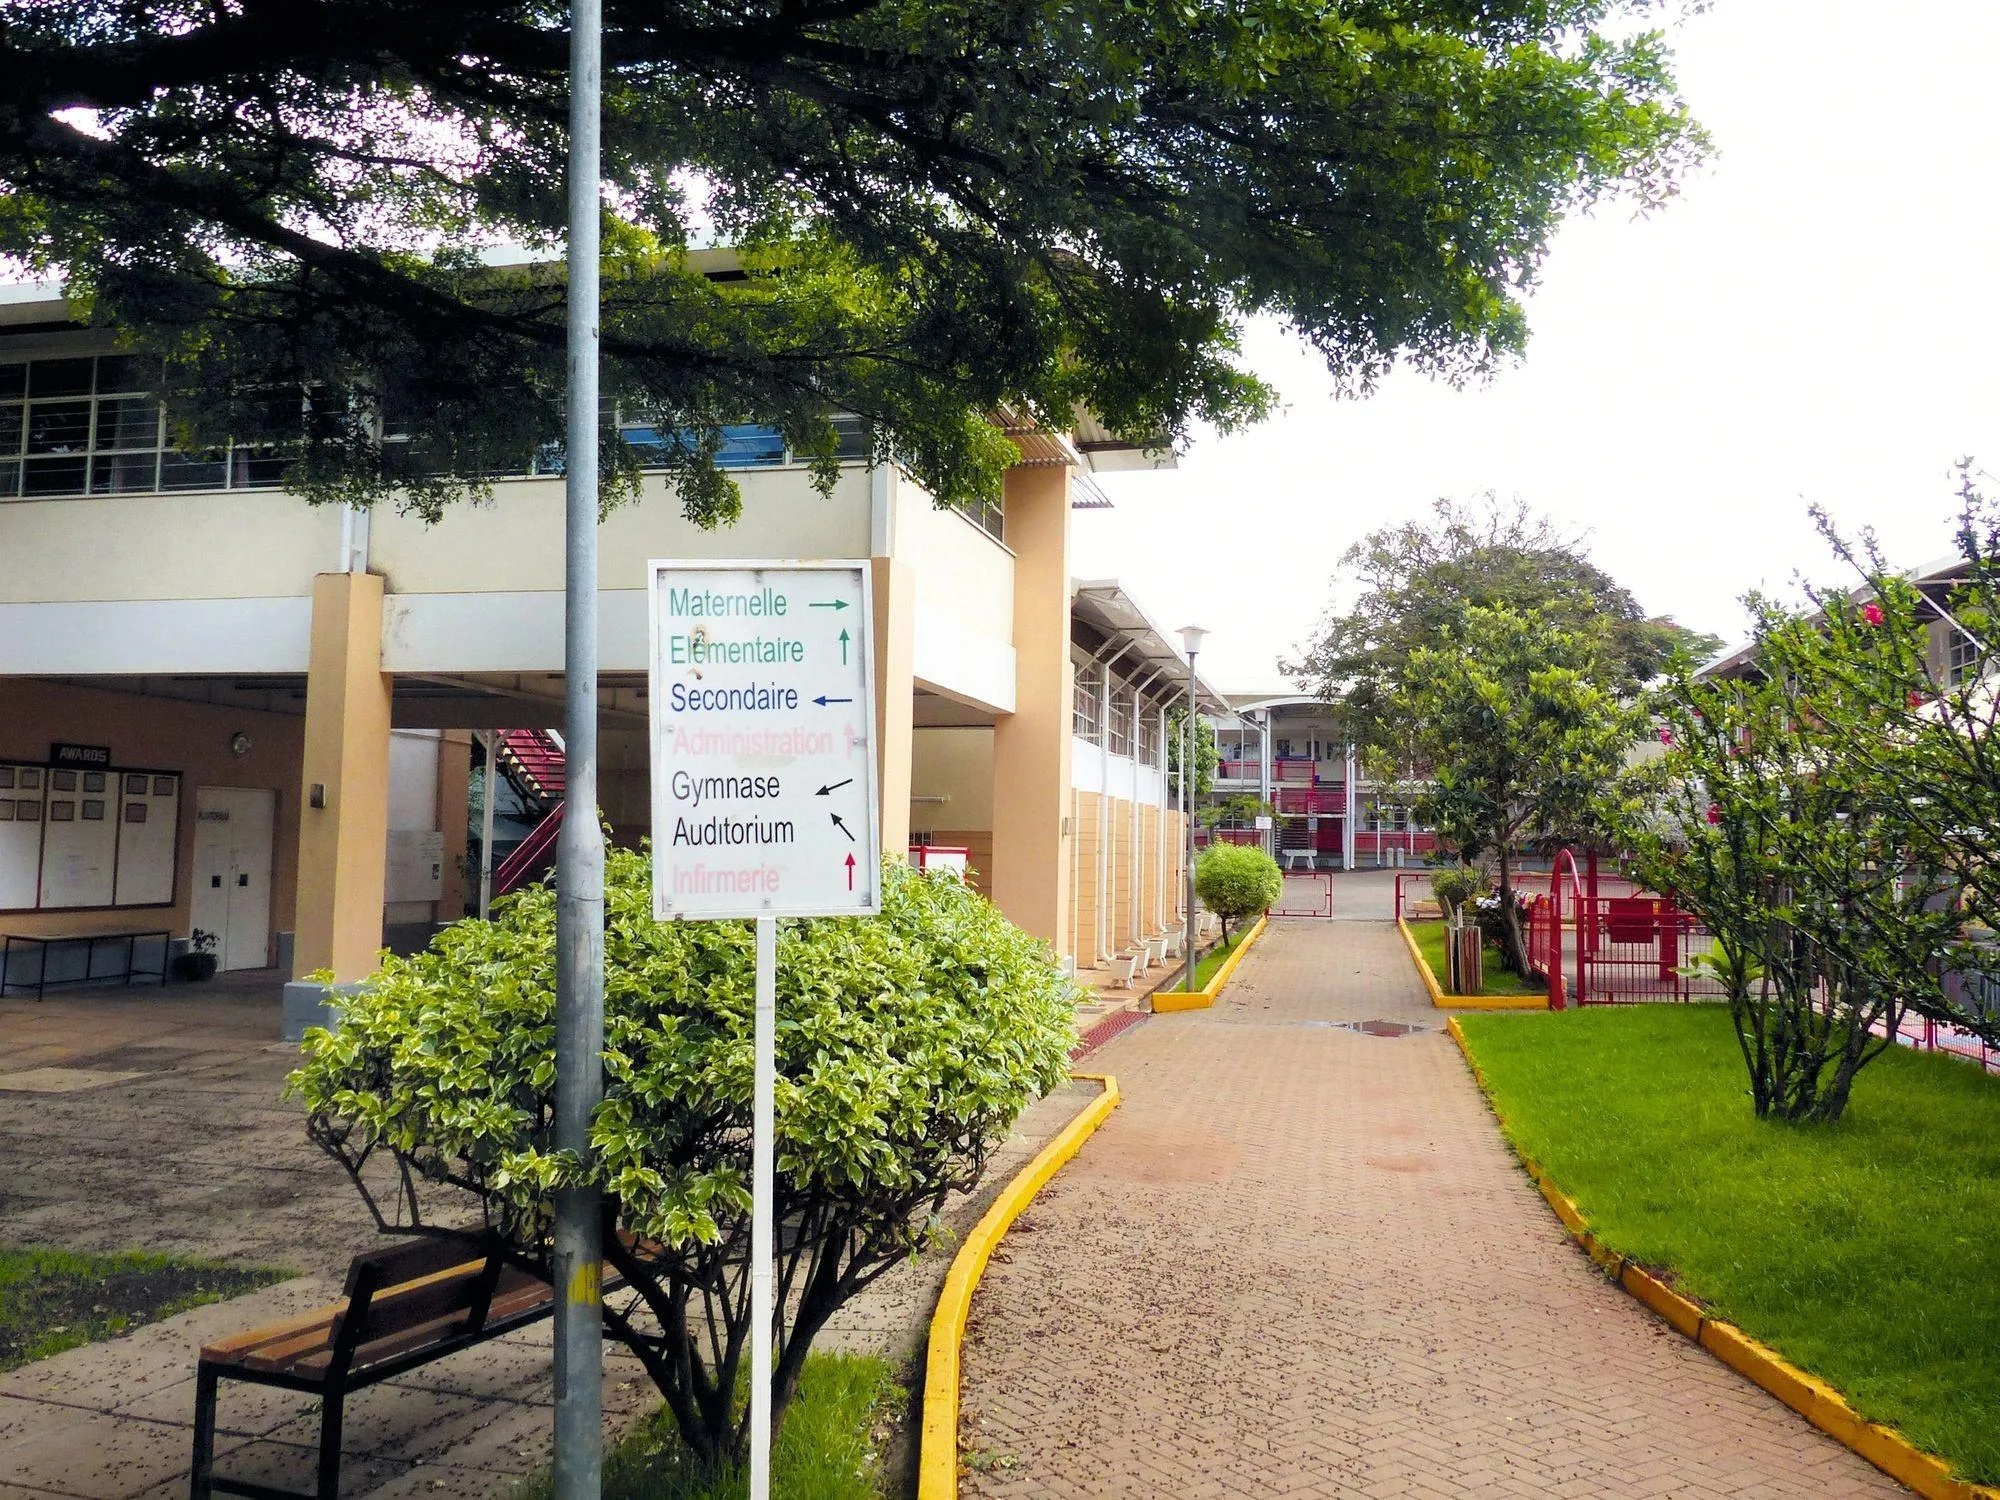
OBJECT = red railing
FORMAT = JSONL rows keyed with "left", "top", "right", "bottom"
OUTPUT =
{"left": 909, "top": 844, "right": 971, "bottom": 875}
{"left": 1271, "top": 870, "right": 1334, "bottom": 919}
{"left": 1275, "top": 786, "right": 1346, "bottom": 815}
{"left": 493, "top": 800, "right": 564, "bottom": 897}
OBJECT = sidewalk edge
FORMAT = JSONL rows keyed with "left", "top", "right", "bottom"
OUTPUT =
{"left": 916, "top": 1072, "right": 1121, "bottom": 1500}
{"left": 1153, "top": 915, "right": 1269, "bottom": 1012}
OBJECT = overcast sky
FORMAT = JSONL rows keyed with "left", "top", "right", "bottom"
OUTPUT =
{"left": 1074, "top": 0, "right": 2000, "bottom": 694}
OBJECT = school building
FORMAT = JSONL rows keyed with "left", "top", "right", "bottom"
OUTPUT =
{"left": 0, "top": 279, "right": 1210, "bottom": 1023}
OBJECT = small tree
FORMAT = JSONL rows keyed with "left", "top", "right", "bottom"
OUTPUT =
{"left": 1618, "top": 662, "right": 1960, "bottom": 1123}
{"left": 1167, "top": 707, "right": 1218, "bottom": 802}
{"left": 1194, "top": 844, "right": 1283, "bottom": 945}
{"left": 1393, "top": 605, "right": 1633, "bottom": 972}
{"left": 288, "top": 849, "right": 1076, "bottom": 1469}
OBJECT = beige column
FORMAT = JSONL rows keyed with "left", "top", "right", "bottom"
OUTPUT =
{"left": 871, "top": 557, "right": 916, "bottom": 860}
{"left": 292, "top": 572, "right": 393, "bottom": 982}
{"left": 435, "top": 731, "right": 474, "bottom": 921}
{"left": 990, "top": 465, "right": 1073, "bottom": 956}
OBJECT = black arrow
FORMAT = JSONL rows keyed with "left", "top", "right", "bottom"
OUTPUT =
{"left": 816, "top": 778, "right": 854, "bottom": 796}
{"left": 830, "top": 812, "right": 856, "bottom": 842}
{"left": 814, "top": 695, "right": 853, "bottom": 707}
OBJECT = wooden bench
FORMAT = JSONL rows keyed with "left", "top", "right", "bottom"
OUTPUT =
{"left": 190, "top": 1237, "right": 560, "bottom": 1500}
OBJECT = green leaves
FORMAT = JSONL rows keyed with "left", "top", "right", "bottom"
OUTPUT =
{"left": 2, "top": 0, "right": 1702, "bottom": 521}
{"left": 290, "top": 847, "right": 1077, "bottom": 1249}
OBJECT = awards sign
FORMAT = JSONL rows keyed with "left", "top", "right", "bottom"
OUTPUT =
{"left": 647, "top": 560, "right": 881, "bottom": 920}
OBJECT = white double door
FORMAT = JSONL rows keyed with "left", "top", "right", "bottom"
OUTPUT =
{"left": 190, "top": 786, "right": 275, "bottom": 972}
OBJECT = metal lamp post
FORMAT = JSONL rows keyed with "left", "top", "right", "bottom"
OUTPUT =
{"left": 1178, "top": 625, "right": 1208, "bottom": 992}
{"left": 554, "top": 0, "right": 606, "bottom": 1493}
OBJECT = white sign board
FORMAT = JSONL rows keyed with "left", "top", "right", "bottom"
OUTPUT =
{"left": 385, "top": 829, "right": 446, "bottom": 903}
{"left": 647, "top": 561, "right": 881, "bottom": 919}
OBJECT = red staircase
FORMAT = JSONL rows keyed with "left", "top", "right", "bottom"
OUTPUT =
{"left": 493, "top": 800, "right": 564, "bottom": 896}
{"left": 490, "top": 729, "right": 566, "bottom": 897}
{"left": 496, "top": 729, "right": 566, "bottom": 803}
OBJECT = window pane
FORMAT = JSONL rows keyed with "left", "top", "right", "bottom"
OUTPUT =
{"left": 28, "top": 358, "right": 94, "bottom": 397}
{"left": 96, "top": 396, "right": 161, "bottom": 450}
{"left": 0, "top": 459, "right": 18, "bottom": 496}
{"left": 94, "top": 354, "right": 159, "bottom": 394}
{"left": 0, "top": 402, "right": 21, "bottom": 455}
{"left": 231, "top": 446, "right": 292, "bottom": 488}
{"left": 92, "top": 451, "right": 160, "bottom": 493}
{"left": 831, "top": 414, "right": 868, "bottom": 459}
{"left": 716, "top": 424, "right": 786, "bottom": 468}
{"left": 25, "top": 400, "right": 91, "bottom": 453}
{"left": 22, "top": 455, "right": 87, "bottom": 495}
{"left": 0, "top": 364, "right": 22, "bottom": 400}
{"left": 160, "top": 451, "right": 228, "bottom": 490}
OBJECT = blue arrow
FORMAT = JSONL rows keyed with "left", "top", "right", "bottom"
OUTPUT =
{"left": 814, "top": 695, "right": 853, "bottom": 707}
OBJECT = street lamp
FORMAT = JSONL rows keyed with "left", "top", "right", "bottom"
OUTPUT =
{"left": 1178, "top": 625, "right": 1208, "bottom": 992}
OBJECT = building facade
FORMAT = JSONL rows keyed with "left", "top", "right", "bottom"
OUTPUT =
{"left": 0, "top": 282, "right": 1194, "bottom": 1015}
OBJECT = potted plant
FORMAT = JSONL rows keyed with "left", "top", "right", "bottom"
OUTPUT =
{"left": 172, "top": 929, "right": 220, "bottom": 982}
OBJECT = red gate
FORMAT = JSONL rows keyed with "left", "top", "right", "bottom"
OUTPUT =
{"left": 1271, "top": 870, "right": 1334, "bottom": 919}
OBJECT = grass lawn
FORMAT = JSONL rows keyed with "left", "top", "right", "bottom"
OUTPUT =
{"left": 1457, "top": 1005, "right": 2000, "bottom": 1482}
{"left": 1189, "top": 926, "right": 1251, "bottom": 990}
{"left": 1405, "top": 919, "right": 1543, "bottom": 998}
{"left": 514, "top": 1352, "right": 903, "bottom": 1500}
{"left": 0, "top": 1244, "right": 285, "bottom": 1371}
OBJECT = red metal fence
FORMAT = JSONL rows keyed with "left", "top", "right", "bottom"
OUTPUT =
{"left": 1271, "top": 870, "right": 1334, "bottom": 919}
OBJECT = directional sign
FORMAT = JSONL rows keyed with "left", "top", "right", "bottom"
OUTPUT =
{"left": 647, "top": 561, "right": 881, "bottom": 920}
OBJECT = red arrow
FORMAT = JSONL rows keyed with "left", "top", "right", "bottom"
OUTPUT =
{"left": 845, "top": 853, "right": 856, "bottom": 890}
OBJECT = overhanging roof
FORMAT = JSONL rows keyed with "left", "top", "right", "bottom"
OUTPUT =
{"left": 1071, "top": 579, "right": 1229, "bottom": 713}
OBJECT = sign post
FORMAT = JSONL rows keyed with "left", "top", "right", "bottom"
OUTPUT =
{"left": 647, "top": 560, "right": 881, "bottom": 1499}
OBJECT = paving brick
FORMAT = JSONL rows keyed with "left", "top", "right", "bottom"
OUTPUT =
{"left": 956, "top": 918, "right": 1907, "bottom": 1498}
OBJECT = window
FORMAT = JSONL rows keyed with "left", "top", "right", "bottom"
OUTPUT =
{"left": 1949, "top": 626, "right": 1980, "bottom": 686}
{"left": 953, "top": 494, "right": 1004, "bottom": 542}
{"left": 0, "top": 355, "right": 876, "bottom": 498}
{"left": 0, "top": 355, "right": 294, "bottom": 499}
{"left": 1106, "top": 687, "right": 1133, "bottom": 757}
{"left": 1073, "top": 667, "right": 1101, "bottom": 741}
{"left": 1137, "top": 709, "right": 1161, "bottom": 766}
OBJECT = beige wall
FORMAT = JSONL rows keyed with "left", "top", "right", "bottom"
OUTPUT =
{"left": 0, "top": 678, "right": 304, "bottom": 945}
{"left": 0, "top": 492, "right": 338, "bottom": 604}
{"left": 1067, "top": 795, "right": 1186, "bottom": 971}
{"left": 893, "top": 486, "right": 1015, "bottom": 648}
{"left": 368, "top": 469, "right": 874, "bottom": 596}
{"left": 911, "top": 728, "right": 995, "bottom": 831}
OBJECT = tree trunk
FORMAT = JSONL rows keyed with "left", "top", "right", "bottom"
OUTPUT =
{"left": 1496, "top": 843, "right": 1529, "bottom": 975}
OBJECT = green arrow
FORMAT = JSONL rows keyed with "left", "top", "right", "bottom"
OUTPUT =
{"left": 838, "top": 627, "right": 850, "bottom": 665}
{"left": 809, "top": 599, "right": 850, "bottom": 611}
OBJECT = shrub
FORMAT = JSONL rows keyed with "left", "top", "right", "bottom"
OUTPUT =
{"left": 1430, "top": 868, "right": 1482, "bottom": 921}
{"left": 1194, "top": 843, "right": 1283, "bottom": 943}
{"left": 288, "top": 847, "right": 1078, "bottom": 1468}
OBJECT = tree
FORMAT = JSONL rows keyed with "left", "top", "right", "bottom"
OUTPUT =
{"left": 1287, "top": 497, "right": 1721, "bottom": 751}
{"left": 1614, "top": 651, "right": 1962, "bottom": 1123}
{"left": 286, "top": 849, "right": 1076, "bottom": 1469}
{"left": 2, "top": 3, "right": 1703, "bottom": 520}
{"left": 1193, "top": 844, "right": 1282, "bottom": 946}
{"left": 1167, "top": 707, "right": 1218, "bottom": 803}
{"left": 1199, "top": 793, "right": 1275, "bottom": 831}
{"left": 1665, "top": 468, "right": 2000, "bottom": 1048}
{"left": 1393, "top": 604, "right": 1633, "bottom": 971}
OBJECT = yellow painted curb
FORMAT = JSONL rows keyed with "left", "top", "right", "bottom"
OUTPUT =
{"left": 1151, "top": 915, "right": 1269, "bottom": 1011}
{"left": 1397, "top": 917, "right": 1548, "bottom": 1010}
{"left": 1444, "top": 1018, "right": 2000, "bottom": 1500}
{"left": 917, "top": 1073, "right": 1121, "bottom": 1500}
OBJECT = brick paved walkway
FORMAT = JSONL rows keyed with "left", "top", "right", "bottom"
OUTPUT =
{"left": 956, "top": 920, "right": 1906, "bottom": 1498}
